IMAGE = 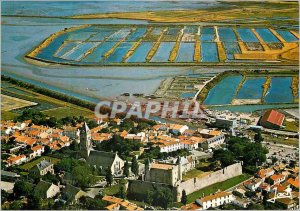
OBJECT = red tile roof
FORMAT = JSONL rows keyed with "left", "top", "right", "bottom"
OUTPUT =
{"left": 261, "top": 109, "right": 285, "bottom": 127}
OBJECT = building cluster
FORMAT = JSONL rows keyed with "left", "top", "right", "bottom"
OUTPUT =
{"left": 1, "top": 120, "right": 108, "bottom": 167}
{"left": 102, "top": 195, "right": 143, "bottom": 210}
{"left": 148, "top": 123, "right": 225, "bottom": 153}
{"left": 1, "top": 111, "right": 298, "bottom": 210}
{"left": 233, "top": 163, "right": 299, "bottom": 210}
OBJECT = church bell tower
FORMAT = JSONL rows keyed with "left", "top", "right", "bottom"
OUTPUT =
{"left": 80, "top": 122, "right": 91, "bottom": 159}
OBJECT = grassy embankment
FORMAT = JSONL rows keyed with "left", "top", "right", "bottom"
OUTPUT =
{"left": 231, "top": 75, "right": 247, "bottom": 101}
{"left": 168, "top": 29, "right": 184, "bottom": 62}
{"left": 26, "top": 25, "right": 89, "bottom": 58}
{"left": 261, "top": 76, "right": 271, "bottom": 103}
{"left": 71, "top": 1, "right": 298, "bottom": 26}
{"left": 145, "top": 27, "right": 167, "bottom": 62}
{"left": 122, "top": 27, "right": 153, "bottom": 62}
{"left": 291, "top": 76, "right": 299, "bottom": 103}
{"left": 102, "top": 29, "right": 134, "bottom": 59}
{"left": 194, "top": 39, "right": 201, "bottom": 62}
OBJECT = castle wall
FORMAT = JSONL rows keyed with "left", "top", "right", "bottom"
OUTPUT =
{"left": 177, "top": 162, "right": 243, "bottom": 201}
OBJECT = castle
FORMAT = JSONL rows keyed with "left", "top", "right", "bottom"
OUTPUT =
{"left": 79, "top": 122, "right": 124, "bottom": 176}
{"left": 144, "top": 158, "right": 183, "bottom": 186}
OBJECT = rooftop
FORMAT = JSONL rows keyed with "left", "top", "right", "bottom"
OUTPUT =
{"left": 261, "top": 109, "right": 285, "bottom": 127}
{"left": 151, "top": 162, "right": 174, "bottom": 170}
{"left": 199, "top": 191, "right": 231, "bottom": 203}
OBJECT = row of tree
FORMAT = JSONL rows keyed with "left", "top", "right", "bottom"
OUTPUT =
{"left": 213, "top": 136, "right": 269, "bottom": 168}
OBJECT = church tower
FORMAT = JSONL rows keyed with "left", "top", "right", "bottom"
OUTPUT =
{"left": 80, "top": 122, "right": 91, "bottom": 159}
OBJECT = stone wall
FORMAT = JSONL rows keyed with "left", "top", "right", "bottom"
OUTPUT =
{"left": 177, "top": 162, "right": 243, "bottom": 201}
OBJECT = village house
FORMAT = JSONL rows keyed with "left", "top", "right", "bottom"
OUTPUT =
{"left": 102, "top": 195, "right": 144, "bottom": 210}
{"left": 244, "top": 178, "right": 263, "bottom": 191}
{"left": 182, "top": 191, "right": 235, "bottom": 210}
{"left": 63, "top": 126, "right": 80, "bottom": 140}
{"left": 198, "top": 129, "right": 225, "bottom": 149}
{"left": 276, "top": 198, "right": 298, "bottom": 210}
{"left": 28, "top": 145, "right": 45, "bottom": 160}
{"left": 62, "top": 184, "right": 87, "bottom": 204}
{"left": 91, "top": 133, "right": 112, "bottom": 142}
{"left": 6, "top": 154, "right": 27, "bottom": 167}
{"left": 169, "top": 124, "right": 189, "bottom": 135}
{"left": 34, "top": 180, "right": 60, "bottom": 199}
{"left": 232, "top": 197, "right": 251, "bottom": 208}
{"left": 124, "top": 132, "right": 146, "bottom": 142}
{"left": 257, "top": 168, "right": 275, "bottom": 179}
{"left": 270, "top": 174, "right": 286, "bottom": 185}
{"left": 29, "top": 159, "right": 54, "bottom": 177}
{"left": 179, "top": 137, "right": 199, "bottom": 151}
{"left": 198, "top": 191, "right": 234, "bottom": 209}
{"left": 286, "top": 177, "right": 299, "bottom": 190}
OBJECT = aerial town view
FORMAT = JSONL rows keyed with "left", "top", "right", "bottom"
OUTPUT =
{"left": 1, "top": 0, "right": 299, "bottom": 210}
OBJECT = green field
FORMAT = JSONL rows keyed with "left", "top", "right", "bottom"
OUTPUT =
{"left": 262, "top": 134, "right": 298, "bottom": 147}
{"left": 1, "top": 111, "right": 19, "bottom": 121}
{"left": 1, "top": 81, "right": 94, "bottom": 120}
{"left": 20, "top": 156, "right": 61, "bottom": 171}
{"left": 42, "top": 107, "right": 94, "bottom": 118}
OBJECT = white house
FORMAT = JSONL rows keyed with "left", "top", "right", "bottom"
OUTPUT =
{"left": 35, "top": 180, "right": 60, "bottom": 199}
{"left": 196, "top": 191, "right": 234, "bottom": 210}
{"left": 29, "top": 145, "right": 45, "bottom": 160}
{"left": 6, "top": 154, "right": 27, "bottom": 167}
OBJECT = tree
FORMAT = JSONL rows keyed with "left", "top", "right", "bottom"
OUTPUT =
{"left": 44, "top": 145, "right": 52, "bottom": 155}
{"left": 254, "top": 131, "right": 264, "bottom": 143}
{"left": 213, "top": 149, "right": 235, "bottom": 167}
{"left": 10, "top": 200, "right": 23, "bottom": 210}
{"left": 79, "top": 196, "right": 106, "bottom": 210}
{"left": 123, "top": 160, "right": 130, "bottom": 177}
{"left": 155, "top": 187, "right": 174, "bottom": 209}
{"left": 146, "top": 190, "right": 154, "bottom": 205}
{"left": 181, "top": 190, "right": 187, "bottom": 205}
{"left": 70, "top": 141, "right": 80, "bottom": 151}
{"left": 13, "top": 181, "right": 34, "bottom": 198}
{"left": 105, "top": 168, "right": 113, "bottom": 186}
{"left": 131, "top": 157, "right": 139, "bottom": 176}
{"left": 27, "top": 192, "right": 42, "bottom": 210}
{"left": 119, "top": 185, "right": 126, "bottom": 199}
{"left": 247, "top": 203, "right": 264, "bottom": 210}
{"left": 72, "top": 165, "right": 94, "bottom": 188}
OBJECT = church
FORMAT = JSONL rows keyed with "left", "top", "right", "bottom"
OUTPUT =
{"left": 79, "top": 122, "right": 124, "bottom": 176}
